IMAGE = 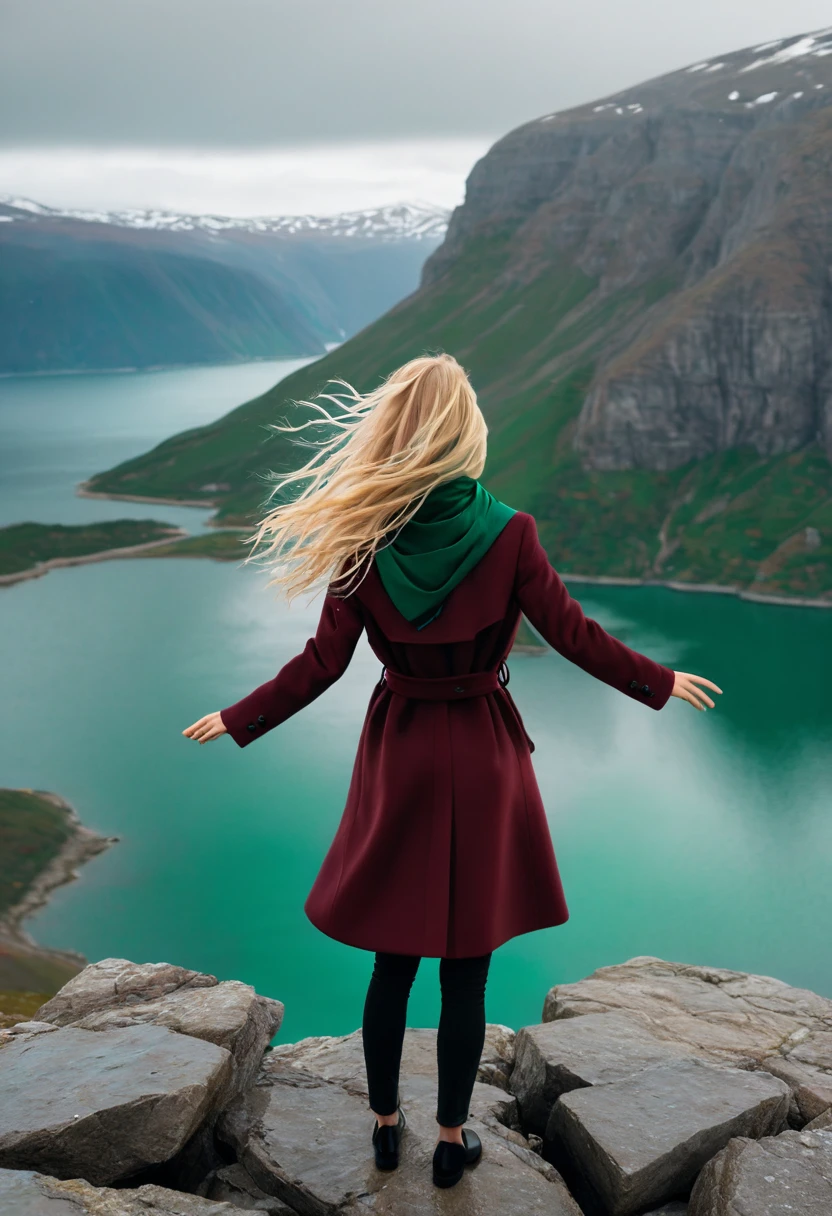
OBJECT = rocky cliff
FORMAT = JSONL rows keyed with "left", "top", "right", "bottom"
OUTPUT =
{"left": 1, "top": 956, "right": 830, "bottom": 1214}
{"left": 85, "top": 27, "right": 832, "bottom": 601}
{"left": 426, "top": 28, "right": 832, "bottom": 474}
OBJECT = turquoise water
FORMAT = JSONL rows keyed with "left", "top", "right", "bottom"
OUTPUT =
{"left": 1, "top": 365, "right": 830, "bottom": 1042}
{"left": 0, "top": 359, "right": 312, "bottom": 530}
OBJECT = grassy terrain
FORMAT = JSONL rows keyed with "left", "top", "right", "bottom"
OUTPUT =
{"left": 127, "top": 529, "right": 252, "bottom": 562}
{"left": 0, "top": 789, "right": 90, "bottom": 1005}
{"left": 0, "top": 519, "right": 185, "bottom": 577}
{"left": 82, "top": 229, "right": 831, "bottom": 601}
{"left": 0, "top": 989, "right": 58, "bottom": 1025}
{"left": 0, "top": 789, "right": 73, "bottom": 921}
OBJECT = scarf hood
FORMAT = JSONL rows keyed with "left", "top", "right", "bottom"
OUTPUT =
{"left": 373, "top": 476, "right": 516, "bottom": 628}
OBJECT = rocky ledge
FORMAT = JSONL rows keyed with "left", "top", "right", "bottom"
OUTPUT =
{"left": 0, "top": 955, "right": 830, "bottom": 1214}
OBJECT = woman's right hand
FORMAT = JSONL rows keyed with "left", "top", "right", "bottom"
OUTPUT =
{"left": 671, "top": 672, "right": 722, "bottom": 711}
{"left": 182, "top": 711, "right": 228, "bottom": 743}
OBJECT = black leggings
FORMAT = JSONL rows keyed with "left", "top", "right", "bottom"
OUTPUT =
{"left": 361, "top": 950, "right": 492, "bottom": 1127}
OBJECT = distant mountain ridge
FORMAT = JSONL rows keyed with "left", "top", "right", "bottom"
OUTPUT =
{"left": 0, "top": 198, "right": 448, "bottom": 374}
{"left": 0, "top": 197, "right": 448, "bottom": 241}
{"left": 86, "top": 26, "right": 832, "bottom": 602}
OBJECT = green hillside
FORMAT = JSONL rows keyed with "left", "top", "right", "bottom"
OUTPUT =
{"left": 0, "top": 244, "right": 328, "bottom": 374}
{"left": 84, "top": 228, "right": 831, "bottom": 601}
{"left": 0, "top": 788, "right": 87, "bottom": 1009}
{"left": 0, "top": 789, "right": 73, "bottom": 921}
{"left": 0, "top": 519, "right": 185, "bottom": 579}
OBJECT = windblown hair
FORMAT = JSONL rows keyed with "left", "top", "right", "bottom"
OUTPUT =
{"left": 243, "top": 352, "right": 487, "bottom": 601}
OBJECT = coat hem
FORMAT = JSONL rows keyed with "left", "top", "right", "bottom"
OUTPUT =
{"left": 303, "top": 901, "right": 570, "bottom": 959}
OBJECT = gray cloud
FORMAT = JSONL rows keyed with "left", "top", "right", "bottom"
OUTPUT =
{"left": 3, "top": 0, "right": 832, "bottom": 147}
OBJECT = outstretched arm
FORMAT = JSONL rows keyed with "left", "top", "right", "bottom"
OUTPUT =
{"left": 183, "top": 591, "right": 365, "bottom": 748}
{"left": 514, "top": 514, "right": 696, "bottom": 711}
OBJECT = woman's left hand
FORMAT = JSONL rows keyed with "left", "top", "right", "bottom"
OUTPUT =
{"left": 183, "top": 711, "right": 228, "bottom": 743}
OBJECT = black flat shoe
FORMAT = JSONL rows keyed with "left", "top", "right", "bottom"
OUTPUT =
{"left": 432, "top": 1127, "right": 482, "bottom": 1188}
{"left": 371, "top": 1105, "right": 407, "bottom": 1170}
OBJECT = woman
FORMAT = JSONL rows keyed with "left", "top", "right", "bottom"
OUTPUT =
{"left": 183, "top": 353, "right": 720, "bottom": 1189}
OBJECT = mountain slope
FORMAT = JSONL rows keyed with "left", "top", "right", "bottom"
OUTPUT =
{"left": 85, "top": 28, "right": 832, "bottom": 601}
{"left": 0, "top": 200, "right": 447, "bottom": 373}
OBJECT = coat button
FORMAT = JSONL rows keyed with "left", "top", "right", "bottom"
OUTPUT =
{"left": 454, "top": 686, "right": 465, "bottom": 694}
{"left": 629, "top": 679, "right": 640, "bottom": 690}
{"left": 640, "top": 684, "right": 654, "bottom": 697}
{"left": 247, "top": 722, "right": 257, "bottom": 733}
{"left": 257, "top": 715, "right": 266, "bottom": 725}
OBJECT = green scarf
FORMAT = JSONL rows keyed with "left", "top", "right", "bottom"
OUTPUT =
{"left": 374, "top": 476, "right": 516, "bottom": 627}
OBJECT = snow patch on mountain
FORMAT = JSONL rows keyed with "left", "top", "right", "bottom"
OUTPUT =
{"left": 741, "top": 31, "right": 832, "bottom": 72}
{"left": 541, "top": 25, "right": 832, "bottom": 128}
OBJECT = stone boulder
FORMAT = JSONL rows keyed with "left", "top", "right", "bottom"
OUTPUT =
{"left": 0, "top": 1023, "right": 232, "bottom": 1185}
{"left": 203, "top": 1163, "right": 298, "bottom": 1213}
{"left": 35, "top": 960, "right": 216, "bottom": 1022}
{"left": 511, "top": 1012, "right": 696, "bottom": 1134}
{"left": 688, "top": 1126, "right": 832, "bottom": 1215}
{"left": 0, "top": 1020, "right": 59, "bottom": 1050}
{"left": 547, "top": 1057, "right": 790, "bottom": 1215}
{"left": 760, "top": 1038, "right": 832, "bottom": 1125}
{"left": 0, "top": 1167, "right": 247, "bottom": 1213}
{"left": 269, "top": 1021, "right": 516, "bottom": 1097}
{"left": 806, "top": 1107, "right": 832, "bottom": 1132}
{"left": 219, "top": 1026, "right": 582, "bottom": 1214}
{"left": 542, "top": 957, "right": 832, "bottom": 1126}
{"left": 36, "top": 959, "right": 284, "bottom": 1100}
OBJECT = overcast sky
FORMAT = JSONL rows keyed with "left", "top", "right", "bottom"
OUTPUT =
{"left": 2, "top": 0, "right": 831, "bottom": 214}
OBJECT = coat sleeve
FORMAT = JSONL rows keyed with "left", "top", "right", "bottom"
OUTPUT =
{"left": 219, "top": 592, "right": 365, "bottom": 747}
{"left": 513, "top": 514, "right": 676, "bottom": 710}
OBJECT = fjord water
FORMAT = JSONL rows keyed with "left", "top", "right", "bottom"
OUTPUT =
{"left": 0, "top": 359, "right": 314, "bottom": 530}
{"left": 1, "top": 364, "right": 830, "bottom": 1043}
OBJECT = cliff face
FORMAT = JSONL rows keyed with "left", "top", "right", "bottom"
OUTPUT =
{"left": 86, "top": 27, "right": 832, "bottom": 600}
{"left": 425, "top": 28, "right": 832, "bottom": 472}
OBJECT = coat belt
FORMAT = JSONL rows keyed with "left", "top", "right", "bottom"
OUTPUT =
{"left": 381, "top": 667, "right": 502, "bottom": 701}
{"left": 379, "top": 661, "right": 535, "bottom": 752}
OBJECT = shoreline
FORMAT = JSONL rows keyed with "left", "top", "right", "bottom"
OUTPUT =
{"left": 77, "top": 481, "right": 219, "bottom": 509}
{"left": 0, "top": 529, "right": 190, "bottom": 588}
{"left": 0, "top": 352, "right": 323, "bottom": 381}
{"left": 0, "top": 789, "right": 118, "bottom": 971}
{"left": 558, "top": 571, "right": 832, "bottom": 610}
{"left": 8, "top": 484, "right": 830, "bottom": 609}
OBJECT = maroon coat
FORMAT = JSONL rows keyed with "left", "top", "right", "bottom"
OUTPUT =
{"left": 220, "top": 511, "right": 675, "bottom": 958}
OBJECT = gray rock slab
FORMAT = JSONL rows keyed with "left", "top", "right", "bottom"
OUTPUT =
{"left": 36, "top": 959, "right": 284, "bottom": 1101}
{"left": 511, "top": 1012, "right": 696, "bottom": 1134}
{"left": 688, "top": 1127, "right": 832, "bottom": 1215}
{"left": 760, "top": 1053, "right": 832, "bottom": 1124}
{"left": 542, "top": 956, "right": 832, "bottom": 1125}
{"left": 35, "top": 960, "right": 218, "bottom": 1023}
{"left": 204, "top": 1163, "right": 297, "bottom": 1213}
{"left": 289, "top": 1024, "right": 524, "bottom": 1134}
{"left": 5, "top": 1021, "right": 59, "bottom": 1036}
{"left": 805, "top": 1106, "right": 832, "bottom": 1131}
{"left": 643, "top": 1206, "right": 688, "bottom": 1215}
{"left": 270, "top": 1021, "right": 515, "bottom": 1093}
{"left": 219, "top": 1037, "right": 582, "bottom": 1214}
{"left": 0, "top": 1168, "right": 244, "bottom": 1213}
{"left": 542, "top": 957, "right": 832, "bottom": 1066}
{"left": 0, "top": 1023, "right": 232, "bottom": 1185}
{"left": 547, "top": 1056, "right": 790, "bottom": 1216}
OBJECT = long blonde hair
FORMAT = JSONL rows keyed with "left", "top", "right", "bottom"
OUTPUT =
{"left": 243, "top": 352, "right": 487, "bottom": 601}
